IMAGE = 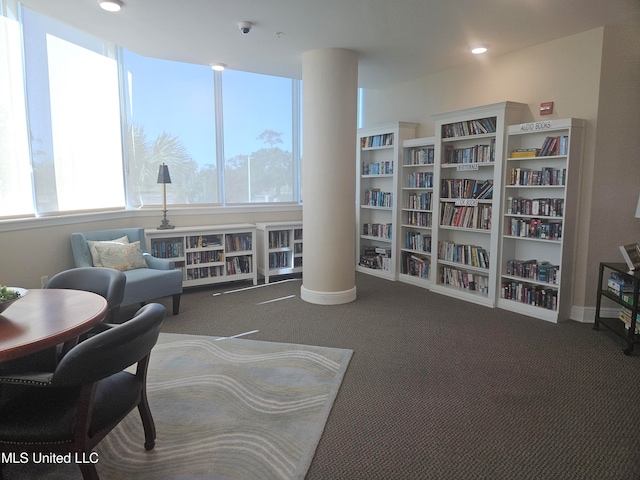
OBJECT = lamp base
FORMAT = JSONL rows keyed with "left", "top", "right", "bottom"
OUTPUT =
{"left": 157, "top": 211, "right": 175, "bottom": 230}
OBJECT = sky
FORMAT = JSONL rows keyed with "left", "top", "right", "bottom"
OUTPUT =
{"left": 123, "top": 50, "right": 294, "bottom": 166}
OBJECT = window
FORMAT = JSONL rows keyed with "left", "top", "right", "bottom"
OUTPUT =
{"left": 22, "top": 7, "right": 124, "bottom": 213}
{"left": 0, "top": 3, "right": 32, "bottom": 217}
{"left": 121, "top": 50, "right": 218, "bottom": 207}
{"left": 222, "top": 70, "right": 297, "bottom": 203}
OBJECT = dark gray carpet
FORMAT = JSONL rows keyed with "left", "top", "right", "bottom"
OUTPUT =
{"left": 120, "top": 273, "right": 640, "bottom": 480}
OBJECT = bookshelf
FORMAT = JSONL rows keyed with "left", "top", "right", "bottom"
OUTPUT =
{"left": 356, "top": 121, "right": 416, "bottom": 280}
{"left": 399, "top": 137, "right": 436, "bottom": 288}
{"left": 498, "top": 118, "right": 584, "bottom": 322}
{"left": 256, "top": 221, "right": 303, "bottom": 283}
{"left": 146, "top": 224, "right": 257, "bottom": 288}
{"left": 431, "top": 102, "right": 526, "bottom": 307}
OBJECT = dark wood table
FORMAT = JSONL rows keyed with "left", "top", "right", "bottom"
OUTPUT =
{"left": 0, "top": 289, "right": 108, "bottom": 362}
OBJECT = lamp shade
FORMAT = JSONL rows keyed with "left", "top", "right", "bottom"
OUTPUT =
{"left": 157, "top": 163, "right": 172, "bottom": 184}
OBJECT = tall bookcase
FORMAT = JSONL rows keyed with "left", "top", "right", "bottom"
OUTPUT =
{"left": 256, "top": 221, "right": 303, "bottom": 283}
{"left": 431, "top": 102, "right": 526, "bottom": 307}
{"left": 356, "top": 121, "right": 416, "bottom": 280}
{"left": 399, "top": 137, "right": 436, "bottom": 288}
{"left": 146, "top": 224, "right": 257, "bottom": 288}
{"left": 498, "top": 118, "right": 584, "bottom": 322}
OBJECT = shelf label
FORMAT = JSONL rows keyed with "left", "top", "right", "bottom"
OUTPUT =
{"left": 454, "top": 199, "right": 479, "bottom": 206}
{"left": 519, "top": 121, "right": 552, "bottom": 132}
{"left": 456, "top": 164, "right": 479, "bottom": 171}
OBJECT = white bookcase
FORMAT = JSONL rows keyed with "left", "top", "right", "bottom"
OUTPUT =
{"left": 431, "top": 102, "right": 526, "bottom": 307}
{"left": 356, "top": 122, "right": 416, "bottom": 280}
{"left": 146, "top": 224, "right": 257, "bottom": 288}
{"left": 498, "top": 118, "right": 584, "bottom": 322}
{"left": 256, "top": 221, "right": 303, "bottom": 283}
{"left": 398, "top": 136, "right": 436, "bottom": 288}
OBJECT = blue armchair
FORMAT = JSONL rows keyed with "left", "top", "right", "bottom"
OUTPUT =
{"left": 70, "top": 228, "right": 183, "bottom": 315}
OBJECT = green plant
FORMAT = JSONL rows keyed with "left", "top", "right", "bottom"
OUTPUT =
{"left": 0, "top": 286, "right": 21, "bottom": 303}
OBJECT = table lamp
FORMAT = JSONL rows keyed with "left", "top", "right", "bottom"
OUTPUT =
{"left": 157, "top": 163, "right": 175, "bottom": 230}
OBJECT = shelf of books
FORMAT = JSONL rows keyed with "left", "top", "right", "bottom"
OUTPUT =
{"left": 498, "top": 118, "right": 584, "bottom": 322}
{"left": 356, "top": 121, "right": 416, "bottom": 280}
{"left": 146, "top": 224, "right": 257, "bottom": 288}
{"left": 256, "top": 221, "right": 303, "bottom": 283}
{"left": 399, "top": 137, "right": 436, "bottom": 288}
{"left": 431, "top": 101, "right": 526, "bottom": 307}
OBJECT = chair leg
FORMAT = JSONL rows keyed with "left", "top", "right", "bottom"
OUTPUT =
{"left": 138, "top": 394, "right": 157, "bottom": 451}
{"left": 172, "top": 294, "right": 181, "bottom": 315}
{"left": 79, "top": 462, "right": 99, "bottom": 480}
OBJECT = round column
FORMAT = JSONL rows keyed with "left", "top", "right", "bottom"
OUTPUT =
{"left": 301, "top": 48, "right": 358, "bottom": 305}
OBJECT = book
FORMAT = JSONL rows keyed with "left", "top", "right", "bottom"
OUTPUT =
{"left": 619, "top": 243, "right": 640, "bottom": 271}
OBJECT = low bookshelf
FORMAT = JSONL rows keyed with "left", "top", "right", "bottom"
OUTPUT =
{"left": 146, "top": 224, "right": 257, "bottom": 288}
{"left": 256, "top": 221, "right": 303, "bottom": 283}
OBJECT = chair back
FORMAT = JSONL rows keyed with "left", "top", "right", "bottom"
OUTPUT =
{"left": 50, "top": 303, "right": 166, "bottom": 387}
{"left": 71, "top": 228, "right": 149, "bottom": 268}
{"left": 45, "top": 267, "right": 126, "bottom": 312}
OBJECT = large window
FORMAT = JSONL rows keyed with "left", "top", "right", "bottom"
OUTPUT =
{"left": 22, "top": 6, "right": 124, "bottom": 214}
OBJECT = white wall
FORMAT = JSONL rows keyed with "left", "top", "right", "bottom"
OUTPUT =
{"left": 361, "top": 26, "right": 640, "bottom": 319}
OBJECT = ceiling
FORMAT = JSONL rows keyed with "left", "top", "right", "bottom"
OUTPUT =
{"left": 19, "top": 0, "right": 640, "bottom": 89}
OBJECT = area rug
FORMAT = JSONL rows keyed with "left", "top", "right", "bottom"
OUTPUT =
{"left": 3, "top": 333, "right": 353, "bottom": 480}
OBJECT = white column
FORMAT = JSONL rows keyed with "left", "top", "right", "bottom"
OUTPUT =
{"left": 301, "top": 48, "right": 358, "bottom": 305}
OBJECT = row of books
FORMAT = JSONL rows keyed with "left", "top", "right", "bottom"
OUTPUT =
{"left": 359, "top": 246, "right": 392, "bottom": 270}
{"left": 401, "top": 252, "right": 430, "bottom": 279}
{"left": 226, "top": 256, "right": 253, "bottom": 275}
{"left": 509, "top": 148, "right": 540, "bottom": 158}
{"left": 151, "top": 240, "right": 184, "bottom": 259}
{"left": 362, "top": 223, "right": 392, "bottom": 239}
{"left": 619, "top": 307, "right": 640, "bottom": 334}
{"left": 407, "top": 171, "right": 434, "bottom": 188}
{"left": 505, "top": 259, "right": 559, "bottom": 284}
{"left": 294, "top": 257, "right": 303, "bottom": 268}
{"left": 506, "top": 197, "right": 564, "bottom": 217}
{"left": 269, "top": 252, "right": 291, "bottom": 269}
{"left": 294, "top": 229, "right": 303, "bottom": 240}
{"left": 407, "top": 192, "right": 433, "bottom": 211}
{"left": 226, "top": 234, "right": 252, "bottom": 252}
{"left": 508, "top": 167, "right": 566, "bottom": 186}
{"left": 405, "top": 211, "right": 432, "bottom": 227}
{"left": 442, "top": 117, "right": 497, "bottom": 138}
{"left": 361, "top": 133, "right": 394, "bottom": 148}
{"left": 500, "top": 281, "right": 558, "bottom": 310}
{"left": 443, "top": 140, "right": 495, "bottom": 164}
{"left": 186, "top": 251, "right": 223, "bottom": 265}
{"left": 505, "top": 218, "right": 562, "bottom": 240}
{"left": 441, "top": 179, "right": 493, "bottom": 199}
{"left": 607, "top": 273, "right": 634, "bottom": 300}
{"left": 268, "top": 230, "right": 291, "bottom": 248}
{"left": 440, "top": 267, "right": 489, "bottom": 295}
{"left": 539, "top": 135, "right": 569, "bottom": 156}
{"left": 363, "top": 161, "right": 394, "bottom": 175}
{"left": 440, "top": 203, "right": 492, "bottom": 230}
{"left": 364, "top": 189, "right": 393, "bottom": 207}
{"left": 405, "top": 231, "right": 432, "bottom": 252}
{"left": 187, "top": 235, "right": 222, "bottom": 249}
{"left": 406, "top": 147, "right": 435, "bottom": 165}
{"left": 186, "top": 265, "right": 225, "bottom": 280}
{"left": 294, "top": 243, "right": 303, "bottom": 254}
{"left": 438, "top": 241, "right": 489, "bottom": 269}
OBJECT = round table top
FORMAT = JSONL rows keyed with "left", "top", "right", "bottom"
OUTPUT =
{"left": 0, "top": 289, "right": 108, "bottom": 362}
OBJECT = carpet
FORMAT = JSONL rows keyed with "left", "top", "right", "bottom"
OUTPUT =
{"left": 3, "top": 333, "right": 353, "bottom": 480}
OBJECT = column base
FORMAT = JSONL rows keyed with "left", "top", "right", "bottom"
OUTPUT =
{"left": 300, "top": 285, "right": 357, "bottom": 305}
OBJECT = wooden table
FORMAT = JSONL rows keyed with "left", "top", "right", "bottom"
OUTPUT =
{"left": 0, "top": 289, "right": 108, "bottom": 362}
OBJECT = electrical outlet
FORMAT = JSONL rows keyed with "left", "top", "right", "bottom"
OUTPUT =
{"left": 40, "top": 275, "right": 49, "bottom": 288}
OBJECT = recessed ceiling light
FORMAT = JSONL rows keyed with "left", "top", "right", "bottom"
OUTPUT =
{"left": 470, "top": 45, "right": 488, "bottom": 55}
{"left": 210, "top": 63, "right": 226, "bottom": 72}
{"left": 99, "top": 0, "right": 123, "bottom": 12}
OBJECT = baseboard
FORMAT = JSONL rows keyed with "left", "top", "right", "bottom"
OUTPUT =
{"left": 300, "top": 285, "right": 357, "bottom": 305}
{"left": 571, "top": 305, "right": 619, "bottom": 323}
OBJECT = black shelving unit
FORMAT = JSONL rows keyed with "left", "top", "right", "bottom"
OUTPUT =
{"left": 594, "top": 262, "right": 640, "bottom": 355}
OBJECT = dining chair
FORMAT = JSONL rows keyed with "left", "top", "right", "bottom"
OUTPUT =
{"left": 0, "top": 303, "right": 166, "bottom": 480}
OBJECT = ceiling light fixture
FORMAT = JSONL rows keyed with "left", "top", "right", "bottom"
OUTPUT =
{"left": 470, "top": 45, "right": 488, "bottom": 55}
{"left": 99, "top": 0, "right": 123, "bottom": 12}
{"left": 210, "top": 63, "right": 226, "bottom": 72}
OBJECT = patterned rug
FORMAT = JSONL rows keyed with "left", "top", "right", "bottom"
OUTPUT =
{"left": 3, "top": 333, "right": 353, "bottom": 480}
